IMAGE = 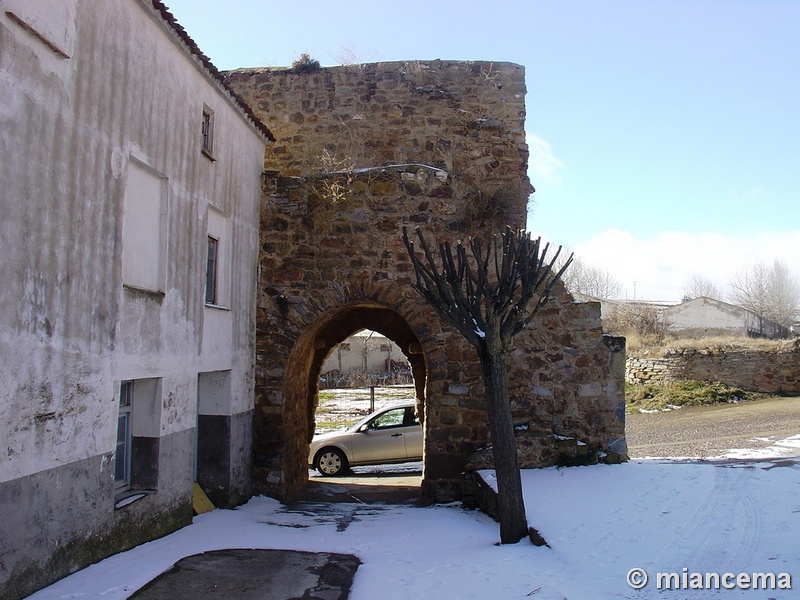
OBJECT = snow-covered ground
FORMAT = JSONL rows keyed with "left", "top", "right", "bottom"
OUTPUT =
{"left": 29, "top": 436, "right": 800, "bottom": 600}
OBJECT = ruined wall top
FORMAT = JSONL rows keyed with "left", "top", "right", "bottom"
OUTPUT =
{"left": 226, "top": 60, "right": 531, "bottom": 228}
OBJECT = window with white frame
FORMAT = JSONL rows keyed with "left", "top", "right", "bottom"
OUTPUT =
{"left": 205, "top": 207, "right": 229, "bottom": 307}
{"left": 205, "top": 236, "right": 219, "bottom": 305}
{"left": 114, "top": 377, "right": 162, "bottom": 496}
{"left": 115, "top": 380, "right": 133, "bottom": 489}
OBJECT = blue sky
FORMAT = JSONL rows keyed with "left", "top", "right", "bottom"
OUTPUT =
{"left": 164, "top": 0, "right": 799, "bottom": 301}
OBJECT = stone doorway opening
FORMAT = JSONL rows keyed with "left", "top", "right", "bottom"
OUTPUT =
{"left": 271, "top": 303, "right": 427, "bottom": 500}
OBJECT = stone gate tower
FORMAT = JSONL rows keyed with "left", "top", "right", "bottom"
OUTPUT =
{"left": 226, "top": 60, "right": 626, "bottom": 502}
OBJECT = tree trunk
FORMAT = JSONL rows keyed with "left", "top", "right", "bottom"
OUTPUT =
{"left": 481, "top": 347, "right": 529, "bottom": 544}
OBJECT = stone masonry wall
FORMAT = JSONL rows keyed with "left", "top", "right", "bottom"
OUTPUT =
{"left": 226, "top": 60, "right": 531, "bottom": 227}
{"left": 626, "top": 348, "right": 800, "bottom": 394}
{"left": 226, "top": 61, "right": 627, "bottom": 501}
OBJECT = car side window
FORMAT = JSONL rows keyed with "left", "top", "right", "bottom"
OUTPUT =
{"left": 403, "top": 407, "right": 420, "bottom": 426}
{"left": 370, "top": 408, "right": 406, "bottom": 430}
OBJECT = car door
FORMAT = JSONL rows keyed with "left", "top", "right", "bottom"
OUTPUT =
{"left": 400, "top": 406, "right": 423, "bottom": 460}
{"left": 350, "top": 406, "right": 410, "bottom": 463}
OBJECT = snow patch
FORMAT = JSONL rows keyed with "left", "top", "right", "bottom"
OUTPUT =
{"left": 30, "top": 436, "right": 800, "bottom": 600}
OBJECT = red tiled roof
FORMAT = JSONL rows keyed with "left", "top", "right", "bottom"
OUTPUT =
{"left": 152, "top": 1, "right": 275, "bottom": 142}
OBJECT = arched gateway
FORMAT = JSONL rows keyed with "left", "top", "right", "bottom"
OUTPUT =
{"left": 254, "top": 289, "right": 435, "bottom": 499}
{"left": 227, "top": 61, "right": 627, "bottom": 502}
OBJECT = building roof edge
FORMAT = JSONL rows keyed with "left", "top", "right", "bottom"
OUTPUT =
{"left": 150, "top": 1, "right": 275, "bottom": 142}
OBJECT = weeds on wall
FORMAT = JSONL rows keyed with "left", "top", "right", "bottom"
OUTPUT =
{"left": 417, "top": 62, "right": 529, "bottom": 232}
{"left": 291, "top": 53, "right": 321, "bottom": 73}
{"left": 305, "top": 149, "right": 357, "bottom": 229}
{"left": 627, "top": 334, "right": 798, "bottom": 357}
{"left": 289, "top": 59, "right": 528, "bottom": 234}
{"left": 462, "top": 181, "right": 526, "bottom": 230}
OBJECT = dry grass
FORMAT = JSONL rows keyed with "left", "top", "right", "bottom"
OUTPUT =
{"left": 625, "top": 380, "right": 764, "bottom": 412}
{"left": 626, "top": 334, "right": 798, "bottom": 357}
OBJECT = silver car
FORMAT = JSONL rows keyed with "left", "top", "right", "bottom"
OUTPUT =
{"left": 309, "top": 402, "right": 422, "bottom": 476}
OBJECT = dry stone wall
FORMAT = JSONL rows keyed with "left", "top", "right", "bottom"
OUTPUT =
{"left": 227, "top": 61, "right": 627, "bottom": 502}
{"left": 627, "top": 348, "right": 800, "bottom": 394}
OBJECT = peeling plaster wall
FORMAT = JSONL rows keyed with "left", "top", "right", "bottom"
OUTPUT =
{"left": 0, "top": 2, "right": 266, "bottom": 597}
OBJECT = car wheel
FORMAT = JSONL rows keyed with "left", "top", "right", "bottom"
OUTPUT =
{"left": 314, "top": 448, "right": 348, "bottom": 476}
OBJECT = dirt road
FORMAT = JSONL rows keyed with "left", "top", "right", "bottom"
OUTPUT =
{"left": 626, "top": 395, "right": 800, "bottom": 459}
{"left": 298, "top": 395, "right": 800, "bottom": 503}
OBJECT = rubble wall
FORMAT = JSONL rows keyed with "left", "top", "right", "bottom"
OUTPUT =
{"left": 627, "top": 348, "right": 800, "bottom": 394}
{"left": 227, "top": 61, "right": 627, "bottom": 501}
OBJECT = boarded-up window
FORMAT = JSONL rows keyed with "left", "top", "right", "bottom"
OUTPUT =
{"left": 121, "top": 160, "right": 167, "bottom": 292}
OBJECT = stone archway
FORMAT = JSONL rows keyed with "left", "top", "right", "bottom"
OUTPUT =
{"left": 290, "top": 303, "right": 427, "bottom": 475}
{"left": 251, "top": 292, "right": 440, "bottom": 501}
{"left": 239, "top": 62, "right": 627, "bottom": 504}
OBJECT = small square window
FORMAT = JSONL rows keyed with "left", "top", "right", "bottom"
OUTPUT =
{"left": 201, "top": 106, "right": 215, "bottom": 159}
{"left": 205, "top": 236, "right": 219, "bottom": 305}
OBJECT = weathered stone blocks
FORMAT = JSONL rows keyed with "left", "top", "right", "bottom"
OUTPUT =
{"left": 627, "top": 346, "right": 800, "bottom": 394}
{"left": 226, "top": 61, "right": 627, "bottom": 502}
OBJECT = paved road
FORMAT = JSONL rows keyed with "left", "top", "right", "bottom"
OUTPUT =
{"left": 626, "top": 395, "right": 800, "bottom": 459}
{"left": 297, "top": 467, "right": 423, "bottom": 504}
{"left": 130, "top": 549, "right": 360, "bottom": 600}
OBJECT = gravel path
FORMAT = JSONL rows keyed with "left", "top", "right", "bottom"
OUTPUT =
{"left": 316, "top": 388, "right": 800, "bottom": 461}
{"left": 626, "top": 395, "right": 800, "bottom": 459}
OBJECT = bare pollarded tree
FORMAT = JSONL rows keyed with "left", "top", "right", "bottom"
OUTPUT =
{"left": 402, "top": 226, "right": 571, "bottom": 544}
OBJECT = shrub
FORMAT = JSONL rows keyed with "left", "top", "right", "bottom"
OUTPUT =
{"left": 292, "top": 53, "right": 321, "bottom": 73}
{"left": 625, "top": 380, "right": 760, "bottom": 412}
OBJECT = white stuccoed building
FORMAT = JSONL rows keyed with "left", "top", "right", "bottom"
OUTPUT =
{"left": 663, "top": 296, "right": 789, "bottom": 339}
{"left": 0, "top": 2, "right": 272, "bottom": 598}
{"left": 321, "top": 330, "right": 406, "bottom": 379}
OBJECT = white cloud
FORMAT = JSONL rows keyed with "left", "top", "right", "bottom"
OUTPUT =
{"left": 527, "top": 134, "right": 564, "bottom": 190}
{"left": 569, "top": 229, "right": 800, "bottom": 302}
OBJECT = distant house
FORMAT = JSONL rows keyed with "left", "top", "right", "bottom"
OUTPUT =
{"left": 571, "top": 291, "right": 621, "bottom": 318}
{"left": 571, "top": 292, "right": 675, "bottom": 331}
{"left": 321, "top": 330, "right": 407, "bottom": 383}
{"left": 663, "top": 297, "right": 788, "bottom": 339}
